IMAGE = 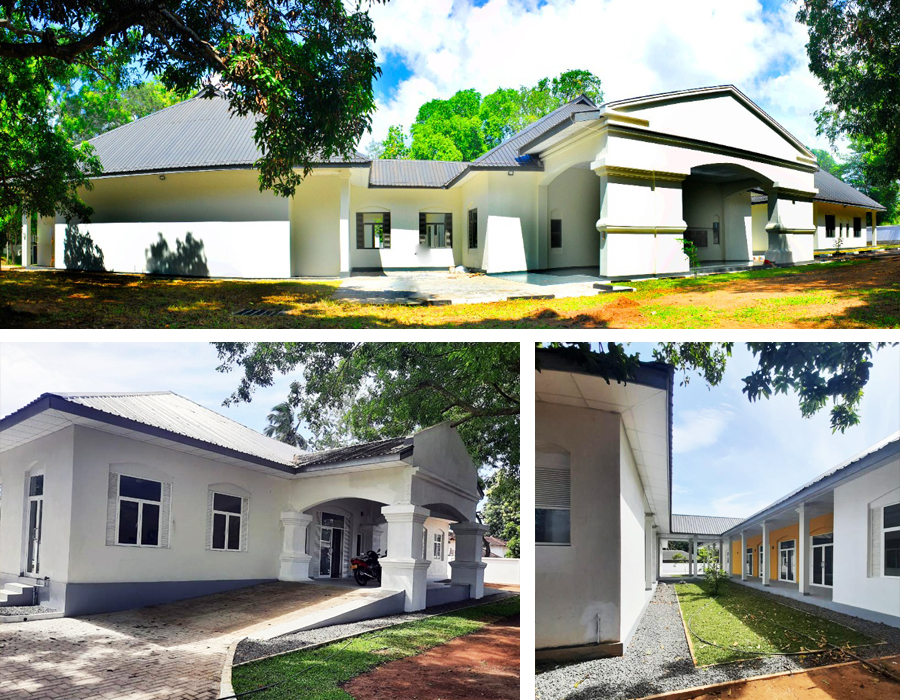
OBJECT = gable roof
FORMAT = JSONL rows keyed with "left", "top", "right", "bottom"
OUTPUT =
{"left": 670, "top": 514, "right": 746, "bottom": 537}
{"left": 88, "top": 88, "right": 368, "bottom": 176}
{"left": 750, "top": 169, "right": 885, "bottom": 210}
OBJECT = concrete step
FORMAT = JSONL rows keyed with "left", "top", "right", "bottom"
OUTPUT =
{"left": 0, "top": 584, "right": 35, "bottom": 607}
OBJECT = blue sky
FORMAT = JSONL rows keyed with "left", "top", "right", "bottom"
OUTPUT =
{"left": 365, "top": 0, "right": 834, "bottom": 153}
{"left": 623, "top": 342, "right": 900, "bottom": 519}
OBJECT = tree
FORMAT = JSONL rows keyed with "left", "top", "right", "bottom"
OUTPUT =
{"left": 263, "top": 401, "right": 308, "bottom": 449}
{"left": 368, "top": 125, "right": 410, "bottom": 160}
{"left": 810, "top": 147, "right": 844, "bottom": 179}
{"left": 482, "top": 467, "right": 520, "bottom": 558}
{"left": 671, "top": 551, "right": 687, "bottom": 562}
{"left": 839, "top": 136, "right": 900, "bottom": 225}
{"left": 0, "top": 0, "right": 386, "bottom": 210}
{"left": 538, "top": 342, "right": 895, "bottom": 433}
{"left": 668, "top": 541, "right": 690, "bottom": 553}
{"left": 796, "top": 0, "right": 900, "bottom": 177}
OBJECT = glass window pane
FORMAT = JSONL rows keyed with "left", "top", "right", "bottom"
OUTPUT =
{"left": 824, "top": 545, "right": 833, "bottom": 586}
{"left": 812, "top": 533, "right": 833, "bottom": 545}
{"left": 141, "top": 503, "right": 160, "bottom": 546}
{"left": 780, "top": 540, "right": 794, "bottom": 550}
{"left": 884, "top": 503, "right": 900, "bottom": 529}
{"left": 885, "top": 530, "right": 900, "bottom": 577}
{"left": 120, "top": 475, "right": 161, "bottom": 501}
{"left": 214, "top": 493, "right": 242, "bottom": 514}
{"left": 212, "top": 513, "right": 227, "bottom": 549}
{"left": 536, "top": 508, "right": 570, "bottom": 544}
{"left": 29, "top": 475, "right": 44, "bottom": 496}
{"left": 321, "top": 527, "right": 332, "bottom": 543}
{"left": 227, "top": 515, "right": 241, "bottom": 551}
{"left": 118, "top": 500, "right": 139, "bottom": 544}
{"left": 322, "top": 513, "right": 344, "bottom": 528}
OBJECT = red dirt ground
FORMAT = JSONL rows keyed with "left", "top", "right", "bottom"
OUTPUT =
{"left": 677, "top": 655, "right": 900, "bottom": 700}
{"left": 342, "top": 615, "right": 520, "bottom": 700}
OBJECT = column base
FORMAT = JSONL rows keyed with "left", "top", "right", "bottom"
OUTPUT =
{"left": 279, "top": 554, "right": 313, "bottom": 581}
{"left": 450, "top": 560, "right": 487, "bottom": 599}
{"left": 381, "top": 558, "right": 430, "bottom": 612}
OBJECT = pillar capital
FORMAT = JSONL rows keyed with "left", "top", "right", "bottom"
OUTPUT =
{"left": 280, "top": 509, "right": 313, "bottom": 525}
{"left": 381, "top": 504, "right": 430, "bottom": 523}
{"left": 449, "top": 521, "right": 488, "bottom": 537}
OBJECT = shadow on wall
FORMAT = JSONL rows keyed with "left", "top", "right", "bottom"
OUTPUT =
{"left": 64, "top": 226, "right": 106, "bottom": 271}
{"left": 146, "top": 232, "right": 209, "bottom": 277}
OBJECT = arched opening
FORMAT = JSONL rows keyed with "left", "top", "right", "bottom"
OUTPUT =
{"left": 682, "top": 163, "right": 774, "bottom": 265}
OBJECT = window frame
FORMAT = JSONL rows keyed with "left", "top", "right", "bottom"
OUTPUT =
{"left": 745, "top": 547, "right": 754, "bottom": 576}
{"left": 853, "top": 216, "right": 862, "bottom": 238}
{"left": 210, "top": 491, "right": 243, "bottom": 552}
{"left": 423, "top": 212, "right": 452, "bottom": 249}
{"left": 825, "top": 214, "right": 836, "bottom": 238}
{"left": 883, "top": 501, "right": 900, "bottom": 578}
{"left": 115, "top": 474, "right": 162, "bottom": 548}
{"left": 778, "top": 539, "right": 796, "bottom": 582}
{"left": 433, "top": 531, "right": 444, "bottom": 560}
{"left": 358, "top": 212, "right": 387, "bottom": 249}
{"left": 467, "top": 208, "right": 478, "bottom": 249}
{"left": 550, "top": 218, "right": 562, "bottom": 249}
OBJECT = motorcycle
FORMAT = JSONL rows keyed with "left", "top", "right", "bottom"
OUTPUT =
{"left": 350, "top": 550, "right": 383, "bottom": 586}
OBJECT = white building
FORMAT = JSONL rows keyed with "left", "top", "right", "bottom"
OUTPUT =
{"left": 22, "top": 85, "right": 884, "bottom": 279}
{"left": 535, "top": 347, "right": 900, "bottom": 662}
{"left": 0, "top": 392, "right": 487, "bottom": 616}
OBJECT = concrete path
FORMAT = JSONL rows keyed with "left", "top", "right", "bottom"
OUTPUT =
{"left": 0, "top": 581, "right": 385, "bottom": 700}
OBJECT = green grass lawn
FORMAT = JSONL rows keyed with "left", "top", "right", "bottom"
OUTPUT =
{"left": 231, "top": 596, "right": 519, "bottom": 700}
{"left": 675, "top": 581, "right": 876, "bottom": 666}
{"left": 1, "top": 256, "right": 897, "bottom": 328}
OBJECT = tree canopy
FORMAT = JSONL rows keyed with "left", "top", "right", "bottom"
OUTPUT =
{"left": 538, "top": 342, "right": 894, "bottom": 433}
{"left": 1, "top": 0, "right": 386, "bottom": 219}
{"left": 367, "top": 69, "right": 603, "bottom": 162}
{"left": 796, "top": 0, "right": 900, "bottom": 178}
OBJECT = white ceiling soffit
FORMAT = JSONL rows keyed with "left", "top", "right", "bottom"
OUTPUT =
{"left": 536, "top": 369, "right": 671, "bottom": 533}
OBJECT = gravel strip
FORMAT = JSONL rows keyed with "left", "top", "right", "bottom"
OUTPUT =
{"left": 0, "top": 605, "right": 58, "bottom": 616}
{"left": 535, "top": 582, "right": 900, "bottom": 700}
{"left": 234, "top": 589, "right": 517, "bottom": 665}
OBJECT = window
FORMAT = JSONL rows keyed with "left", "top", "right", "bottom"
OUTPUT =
{"left": 884, "top": 503, "right": 900, "bottom": 577}
{"left": 357, "top": 534, "right": 363, "bottom": 556}
{"left": 684, "top": 229, "right": 708, "bottom": 248}
{"left": 854, "top": 217, "right": 862, "bottom": 238}
{"left": 211, "top": 492, "right": 243, "bottom": 551}
{"left": 356, "top": 212, "right": 391, "bottom": 249}
{"left": 433, "top": 532, "right": 444, "bottom": 560}
{"left": 26, "top": 475, "right": 44, "bottom": 574}
{"left": 536, "top": 460, "right": 571, "bottom": 545}
{"left": 712, "top": 221, "right": 720, "bottom": 245}
{"left": 117, "top": 475, "right": 161, "bottom": 546}
{"left": 779, "top": 540, "right": 796, "bottom": 582}
{"left": 419, "top": 213, "right": 453, "bottom": 248}
{"left": 468, "top": 208, "right": 478, "bottom": 249}
{"left": 825, "top": 214, "right": 835, "bottom": 237}
{"left": 550, "top": 219, "right": 562, "bottom": 248}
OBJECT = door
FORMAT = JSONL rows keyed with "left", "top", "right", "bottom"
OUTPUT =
{"left": 26, "top": 475, "right": 44, "bottom": 574}
{"left": 319, "top": 512, "right": 345, "bottom": 577}
{"left": 330, "top": 529, "right": 343, "bottom": 577}
{"left": 812, "top": 533, "right": 834, "bottom": 587}
{"left": 745, "top": 548, "right": 753, "bottom": 576}
{"left": 759, "top": 545, "right": 764, "bottom": 578}
{"left": 779, "top": 541, "right": 795, "bottom": 581}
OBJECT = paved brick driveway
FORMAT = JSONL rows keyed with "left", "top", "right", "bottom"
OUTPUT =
{"left": 0, "top": 581, "right": 384, "bottom": 700}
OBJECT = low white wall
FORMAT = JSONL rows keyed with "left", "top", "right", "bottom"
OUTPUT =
{"left": 484, "top": 557, "right": 519, "bottom": 585}
{"left": 661, "top": 562, "right": 689, "bottom": 575}
{"left": 55, "top": 221, "right": 291, "bottom": 278}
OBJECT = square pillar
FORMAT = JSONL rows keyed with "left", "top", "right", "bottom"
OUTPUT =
{"left": 339, "top": 174, "right": 351, "bottom": 277}
{"left": 689, "top": 537, "right": 695, "bottom": 577}
{"left": 725, "top": 537, "right": 732, "bottom": 577}
{"left": 380, "top": 504, "right": 430, "bottom": 611}
{"left": 22, "top": 212, "right": 32, "bottom": 267}
{"left": 740, "top": 531, "right": 747, "bottom": 581}
{"left": 449, "top": 521, "right": 488, "bottom": 599}
{"left": 797, "top": 504, "right": 809, "bottom": 595}
{"left": 279, "top": 510, "right": 313, "bottom": 581}
{"left": 761, "top": 521, "right": 770, "bottom": 586}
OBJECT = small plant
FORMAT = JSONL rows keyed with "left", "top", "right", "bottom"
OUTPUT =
{"left": 833, "top": 234, "right": 845, "bottom": 255}
{"left": 703, "top": 557, "right": 728, "bottom": 596}
{"left": 671, "top": 551, "right": 687, "bottom": 563}
{"left": 677, "top": 237, "right": 700, "bottom": 277}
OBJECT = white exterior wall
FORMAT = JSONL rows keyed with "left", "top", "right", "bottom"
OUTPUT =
{"left": 482, "top": 171, "right": 540, "bottom": 273}
{"left": 813, "top": 202, "right": 869, "bottom": 250}
{"left": 290, "top": 174, "right": 343, "bottom": 277}
{"left": 66, "top": 426, "right": 289, "bottom": 584}
{"left": 350, "top": 185, "right": 461, "bottom": 270}
{"left": 484, "top": 558, "right": 519, "bottom": 584}
{"left": 619, "top": 424, "right": 649, "bottom": 643}
{"left": 459, "top": 174, "right": 490, "bottom": 270}
{"left": 546, "top": 168, "right": 601, "bottom": 269}
{"left": 0, "top": 427, "right": 76, "bottom": 585}
{"left": 751, "top": 203, "right": 769, "bottom": 253}
{"left": 832, "top": 456, "right": 900, "bottom": 618}
{"left": 723, "top": 191, "right": 753, "bottom": 262}
{"left": 536, "top": 403, "right": 622, "bottom": 649}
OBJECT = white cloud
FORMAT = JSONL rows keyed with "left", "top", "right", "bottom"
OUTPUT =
{"left": 672, "top": 405, "right": 734, "bottom": 454}
{"left": 709, "top": 491, "right": 772, "bottom": 519}
{"left": 362, "top": 0, "right": 831, "bottom": 150}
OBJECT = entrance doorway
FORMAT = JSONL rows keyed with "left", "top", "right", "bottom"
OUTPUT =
{"left": 26, "top": 475, "right": 44, "bottom": 574}
{"left": 319, "top": 512, "right": 345, "bottom": 578}
{"left": 812, "top": 533, "right": 834, "bottom": 587}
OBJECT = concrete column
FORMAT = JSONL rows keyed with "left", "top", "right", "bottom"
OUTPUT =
{"left": 725, "top": 537, "right": 732, "bottom": 577}
{"left": 380, "top": 504, "right": 430, "bottom": 611}
{"left": 449, "top": 521, "right": 488, "bottom": 599}
{"left": 761, "top": 521, "right": 770, "bottom": 586}
{"left": 871, "top": 211, "right": 878, "bottom": 246}
{"left": 689, "top": 537, "right": 695, "bottom": 577}
{"left": 22, "top": 212, "right": 32, "bottom": 267}
{"left": 338, "top": 174, "right": 351, "bottom": 277}
{"left": 279, "top": 510, "right": 313, "bottom": 581}
{"left": 537, "top": 184, "right": 549, "bottom": 269}
{"left": 740, "top": 531, "right": 747, "bottom": 581}
{"left": 797, "top": 504, "right": 809, "bottom": 595}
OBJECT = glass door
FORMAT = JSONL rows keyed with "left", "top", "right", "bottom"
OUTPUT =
{"left": 812, "top": 533, "right": 834, "bottom": 587}
{"left": 26, "top": 475, "right": 44, "bottom": 574}
{"left": 745, "top": 548, "right": 753, "bottom": 576}
{"left": 319, "top": 512, "right": 345, "bottom": 577}
{"left": 759, "top": 545, "right": 764, "bottom": 578}
{"left": 779, "top": 540, "right": 795, "bottom": 581}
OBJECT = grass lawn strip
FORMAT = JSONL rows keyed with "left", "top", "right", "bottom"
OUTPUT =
{"left": 675, "top": 581, "right": 877, "bottom": 666}
{"left": 230, "top": 596, "right": 519, "bottom": 700}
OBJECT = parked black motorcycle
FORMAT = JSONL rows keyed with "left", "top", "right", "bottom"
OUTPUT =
{"left": 350, "top": 550, "right": 383, "bottom": 585}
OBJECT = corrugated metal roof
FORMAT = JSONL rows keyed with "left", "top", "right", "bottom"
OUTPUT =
{"left": 55, "top": 391, "right": 300, "bottom": 465}
{"left": 473, "top": 95, "right": 598, "bottom": 167}
{"left": 293, "top": 436, "right": 412, "bottom": 470}
{"left": 369, "top": 159, "right": 468, "bottom": 188}
{"left": 748, "top": 170, "right": 885, "bottom": 210}
{"left": 88, "top": 88, "right": 367, "bottom": 176}
{"left": 671, "top": 514, "right": 746, "bottom": 536}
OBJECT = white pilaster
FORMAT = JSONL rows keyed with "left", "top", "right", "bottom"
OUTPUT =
{"left": 761, "top": 521, "right": 770, "bottom": 586}
{"left": 450, "top": 521, "right": 488, "bottom": 599}
{"left": 380, "top": 504, "right": 430, "bottom": 611}
{"left": 338, "top": 173, "right": 351, "bottom": 277}
{"left": 279, "top": 510, "right": 313, "bottom": 581}
{"left": 725, "top": 537, "right": 732, "bottom": 577}
{"left": 797, "top": 504, "right": 809, "bottom": 595}
{"left": 740, "top": 531, "right": 747, "bottom": 581}
{"left": 22, "top": 212, "right": 32, "bottom": 267}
